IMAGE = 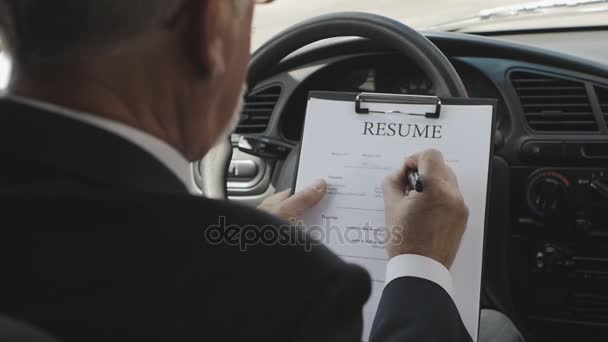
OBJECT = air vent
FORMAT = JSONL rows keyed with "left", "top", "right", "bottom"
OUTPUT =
{"left": 511, "top": 71, "right": 598, "bottom": 132}
{"left": 568, "top": 293, "right": 608, "bottom": 324}
{"left": 236, "top": 86, "right": 282, "bottom": 134}
{"left": 596, "top": 86, "right": 608, "bottom": 124}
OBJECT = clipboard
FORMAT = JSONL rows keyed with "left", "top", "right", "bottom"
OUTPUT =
{"left": 303, "top": 91, "right": 496, "bottom": 118}
{"left": 294, "top": 91, "right": 497, "bottom": 194}
{"left": 355, "top": 92, "right": 442, "bottom": 118}
{"left": 293, "top": 90, "right": 497, "bottom": 341}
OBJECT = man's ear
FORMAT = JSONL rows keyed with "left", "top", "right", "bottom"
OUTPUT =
{"left": 194, "top": 0, "right": 228, "bottom": 80}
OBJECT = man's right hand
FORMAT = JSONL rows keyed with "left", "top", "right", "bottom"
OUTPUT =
{"left": 382, "top": 149, "right": 469, "bottom": 269}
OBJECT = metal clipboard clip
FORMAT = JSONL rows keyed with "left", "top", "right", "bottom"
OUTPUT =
{"left": 355, "top": 92, "right": 442, "bottom": 119}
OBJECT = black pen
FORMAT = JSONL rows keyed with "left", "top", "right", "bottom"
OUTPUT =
{"left": 407, "top": 171, "right": 424, "bottom": 193}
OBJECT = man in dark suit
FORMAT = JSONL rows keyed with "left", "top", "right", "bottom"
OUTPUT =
{"left": 0, "top": 0, "right": 523, "bottom": 341}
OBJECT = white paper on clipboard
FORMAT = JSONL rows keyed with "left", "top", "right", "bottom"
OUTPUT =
{"left": 294, "top": 92, "right": 496, "bottom": 341}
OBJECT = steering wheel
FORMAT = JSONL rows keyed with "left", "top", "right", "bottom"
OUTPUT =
{"left": 200, "top": 12, "right": 468, "bottom": 199}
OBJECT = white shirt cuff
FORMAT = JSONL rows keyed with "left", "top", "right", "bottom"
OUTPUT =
{"left": 386, "top": 254, "right": 454, "bottom": 299}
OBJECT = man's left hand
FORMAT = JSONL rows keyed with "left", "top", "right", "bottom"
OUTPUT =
{"left": 257, "top": 179, "right": 327, "bottom": 221}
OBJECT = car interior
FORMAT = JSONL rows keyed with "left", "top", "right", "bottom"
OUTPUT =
{"left": 0, "top": 1, "right": 606, "bottom": 341}
{"left": 195, "top": 5, "right": 608, "bottom": 342}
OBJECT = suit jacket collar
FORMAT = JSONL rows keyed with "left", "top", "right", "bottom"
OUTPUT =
{"left": 0, "top": 98, "right": 190, "bottom": 194}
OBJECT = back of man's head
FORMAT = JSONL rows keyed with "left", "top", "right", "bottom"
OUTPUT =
{"left": 0, "top": 0, "right": 254, "bottom": 161}
{"left": 0, "top": 0, "right": 184, "bottom": 66}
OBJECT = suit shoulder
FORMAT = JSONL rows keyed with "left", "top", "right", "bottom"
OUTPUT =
{"left": 2, "top": 192, "right": 360, "bottom": 281}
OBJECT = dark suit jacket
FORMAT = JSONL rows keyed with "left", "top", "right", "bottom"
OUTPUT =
{"left": 0, "top": 98, "right": 472, "bottom": 342}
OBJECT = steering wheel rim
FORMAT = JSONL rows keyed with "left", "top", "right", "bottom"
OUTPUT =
{"left": 249, "top": 12, "right": 468, "bottom": 97}
{"left": 202, "top": 12, "right": 468, "bottom": 199}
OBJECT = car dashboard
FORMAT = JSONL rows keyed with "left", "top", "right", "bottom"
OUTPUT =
{"left": 203, "top": 29, "right": 608, "bottom": 341}
{"left": 277, "top": 54, "right": 512, "bottom": 142}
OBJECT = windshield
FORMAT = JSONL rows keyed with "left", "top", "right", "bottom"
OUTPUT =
{"left": 253, "top": 0, "right": 608, "bottom": 48}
